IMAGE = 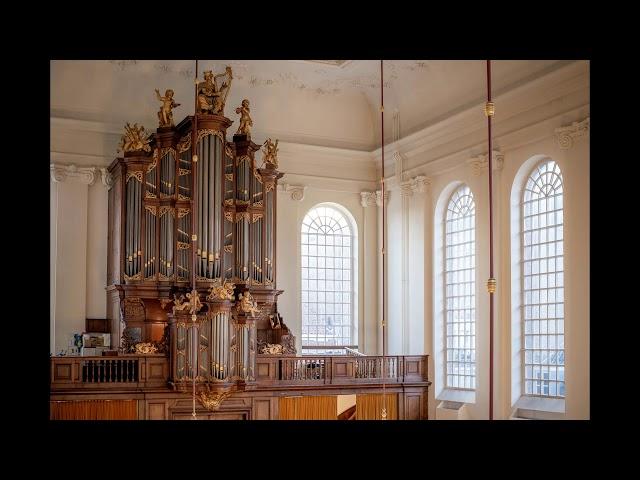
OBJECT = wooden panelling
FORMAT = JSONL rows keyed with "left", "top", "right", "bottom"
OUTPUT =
{"left": 148, "top": 402, "right": 167, "bottom": 420}
{"left": 53, "top": 362, "right": 74, "bottom": 383}
{"left": 405, "top": 393, "right": 423, "bottom": 420}
{"left": 252, "top": 397, "right": 277, "bottom": 420}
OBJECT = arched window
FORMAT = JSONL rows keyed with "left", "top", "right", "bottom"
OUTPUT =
{"left": 301, "top": 204, "right": 356, "bottom": 355}
{"left": 444, "top": 185, "right": 476, "bottom": 390}
{"left": 522, "top": 161, "right": 564, "bottom": 397}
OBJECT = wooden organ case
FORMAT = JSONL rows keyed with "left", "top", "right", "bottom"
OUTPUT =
{"left": 106, "top": 93, "right": 293, "bottom": 393}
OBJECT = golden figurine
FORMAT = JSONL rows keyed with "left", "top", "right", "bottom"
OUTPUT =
{"left": 262, "top": 138, "right": 279, "bottom": 169}
{"left": 186, "top": 289, "right": 203, "bottom": 315}
{"left": 235, "top": 99, "right": 252, "bottom": 136}
{"left": 207, "top": 279, "right": 235, "bottom": 301}
{"left": 118, "top": 122, "right": 152, "bottom": 153}
{"left": 134, "top": 342, "right": 158, "bottom": 354}
{"left": 197, "top": 67, "right": 233, "bottom": 115}
{"left": 155, "top": 88, "right": 181, "bottom": 127}
{"left": 172, "top": 294, "right": 189, "bottom": 313}
{"left": 238, "top": 291, "right": 260, "bottom": 317}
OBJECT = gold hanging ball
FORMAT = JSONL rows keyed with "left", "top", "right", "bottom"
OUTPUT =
{"left": 487, "top": 277, "right": 497, "bottom": 294}
{"left": 192, "top": 234, "right": 198, "bottom": 241}
{"left": 192, "top": 154, "right": 198, "bottom": 163}
{"left": 484, "top": 102, "right": 495, "bottom": 117}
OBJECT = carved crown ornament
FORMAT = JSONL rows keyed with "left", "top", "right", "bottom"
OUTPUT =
{"left": 555, "top": 117, "right": 589, "bottom": 150}
{"left": 50, "top": 164, "right": 113, "bottom": 188}
{"left": 467, "top": 150, "right": 505, "bottom": 176}
{"left": 197, "top": 389, "right": 231, "bottom": 411}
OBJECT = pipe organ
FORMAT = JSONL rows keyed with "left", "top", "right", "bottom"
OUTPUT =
{"left": 107, "top": 75, "right": 294, "bottom": 394}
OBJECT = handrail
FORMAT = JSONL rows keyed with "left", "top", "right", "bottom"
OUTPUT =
{"left": 344, "top": 347, "right": 364, "bottom": 356}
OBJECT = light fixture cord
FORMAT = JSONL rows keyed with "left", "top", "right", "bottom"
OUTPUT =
{"left": 486, "top": 60, "right": 495, "bottom": 421}
{"left": 380, "top": 59, "right": 387, "bottom": 420}
{"left": 191, "top": 59, "right": 199, "bottom": 420}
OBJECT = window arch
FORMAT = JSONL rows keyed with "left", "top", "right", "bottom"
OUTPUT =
{"left": 521, "top": 160, "right": 564, "bottom": 398}
{"left": 444, "top": 185, "right": 476, "bottom": 390}
{"left": 301, "top": 204, "right": 356, "bottom": 354}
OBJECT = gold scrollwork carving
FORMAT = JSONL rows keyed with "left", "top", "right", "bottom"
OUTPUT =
{"left": 145, "top": 205, "right": 157, "bottom": 216}
{"left": 265, "top": 182, "right": 275, "bottom": 193}
{"left": 253, "top": 200, "right": 264, "bottom": 207}
{"left": 119, "top": 123, "right": 152, "bottom": 153}
{"left": 224, "top": 245, "right": 233, "bottom": 253}
{"left": 159, "top": 273, "right": 173, "bottom": 281}
{"left": 134, "top": 342, "right": 158, "bottom": 354}
{"left": 146, "top": 191, "right": 158, "bottom": 199}
{"left": 124, "top": 272, "right": 142, "bottom": 281}
{"left": 159, "top": 206, "right": 174, "bottom": 217}
{"left": 236, "top": 212, "right": 250, "bottom": 222}
{"left": 197, "top": 390, "right": 231, "bottom": 411}
{"left": 177, "top": 133, "right": 192, "bottom": 153}
{"left": 224, "top": 212, "right": 234, "bottom": 222}
{"left": 160, "top": 146, "right": 177, "bottom": 158}
{"left": 253, "top": 169, "right": 263, "bottom": 183}
{"left": 177, "top": 208, "right": 190, "bottom": 218}
{"left": 225, "top": 174, "right": 233, "bottom": 182}
{"left": 237, "top": 155, "right": 251, "bottom": 166}
{"left": 178, "top": 168, "right": 191, "bottom": 176}
{"left": 197, "top": 129, "right": 225, "bottom": 144}
{"left": 126, "top": 171, "right": 143, "bottom": 183}
{"left": 224, "top": 199, "right": 234, "bottom": 206}
{"left": 177, "top": 241, "right": 190, "bottom": 250}
{"left": 252, "top": 213, "right": 264, "bottom": 223}
{"left": 178, "top": 194, "right": 190, "bottom": 200}
{"left": 225, "top": 144, "right": 234, "bottom": 157}
{"left": 147, "top": 157, "right": 157, "bottom": 172}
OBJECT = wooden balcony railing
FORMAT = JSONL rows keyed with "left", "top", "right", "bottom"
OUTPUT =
{"left": 50, "top": 355, "right": 169, "bottom": 390}
{"left": 256, "top": 355, "right": 428, "bottom": 387}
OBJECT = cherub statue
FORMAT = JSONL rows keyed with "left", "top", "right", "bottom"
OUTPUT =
{"left": 119, "top": 122, "right": 152, "bottom": 153}
{"left": 262, "top": 138, "right": 279, "bottom": 169}
{"left": 235, "top": 99, "right": 252, "bottom": 136}
{"left": 155, "top": 88, "right": 180, "bottom": 127}
{"left": 238, "top": 291, "right": 260, "bottom": 317}
{"left": 186, "top": 289, "right": 203, "bottom": 315}
{"left": 207, "top": 279, "right": 235, "bottom": 301}
{"left": 172, "top": 294, "right": 189, "bottom": 313}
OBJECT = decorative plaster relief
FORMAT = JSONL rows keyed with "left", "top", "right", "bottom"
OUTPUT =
{"left": 278, "top": 183, "right": 306, "bottom": 202}
{"left": 50, "top": 164, "right": 98, "bottom": 185}
{"left": 50, "top": 164, "right": 114, "bottom": 188}
{"left": 467, "top": 151, "right": 505, "bottom": 176}
{"left": 555, "top": 117, "right": 589, "bottom": 150}
{"left": 361, "top": 190, "right": 390, "bottom": 207}
{"left": 375, "top": 190, "right": 390, "bottom": 207}
{"left": 400, "top": 175, "right": 431, "bottom": 197}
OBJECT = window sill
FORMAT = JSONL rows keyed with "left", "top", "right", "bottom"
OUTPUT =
{"left": 512, "top": 396, "right": 565, "bottom": 419}
{"left": 437, "top": 389, "right": 476, "bottom": 405}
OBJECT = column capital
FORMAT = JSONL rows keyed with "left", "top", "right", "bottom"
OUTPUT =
{"left": 50, "top": 164, "right": 98, "bottom": 185}
{"left": 400, "top": 175, "right": 431, "bottom": 197}
{"left": 467, "top": 151, "right": 504, "bottom": 176}
{"left": 555, "top": 117, "right": 589, "bottom": 150}
{"left": 278, "top": 183, "right": 306, "bottom": 202}
{"left": 375, "top": 190, "right": 390, "bottom": 207}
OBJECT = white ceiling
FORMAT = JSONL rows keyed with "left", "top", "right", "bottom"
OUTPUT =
{"left": 51, "top": 59, "right": 574, "bottom": 151}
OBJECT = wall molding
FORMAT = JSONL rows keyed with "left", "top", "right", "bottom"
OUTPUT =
{"left": 555, "top": 117, "right": 589, "bottom": 150}
{"left": 361, "top": 190, "right": 390, "bottom": 207}
{"left": 50, "top": 163, "right": 112, "bottom": 187}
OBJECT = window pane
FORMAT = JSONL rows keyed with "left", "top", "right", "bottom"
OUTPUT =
{"left": 301, "top": 205, "right": 355, "bottom": 352}
{"left": 444, "top": 185, "right": 476, "bottom": 391}
{"left": 521, "top": 161, "right": 564, "bottom": 398}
